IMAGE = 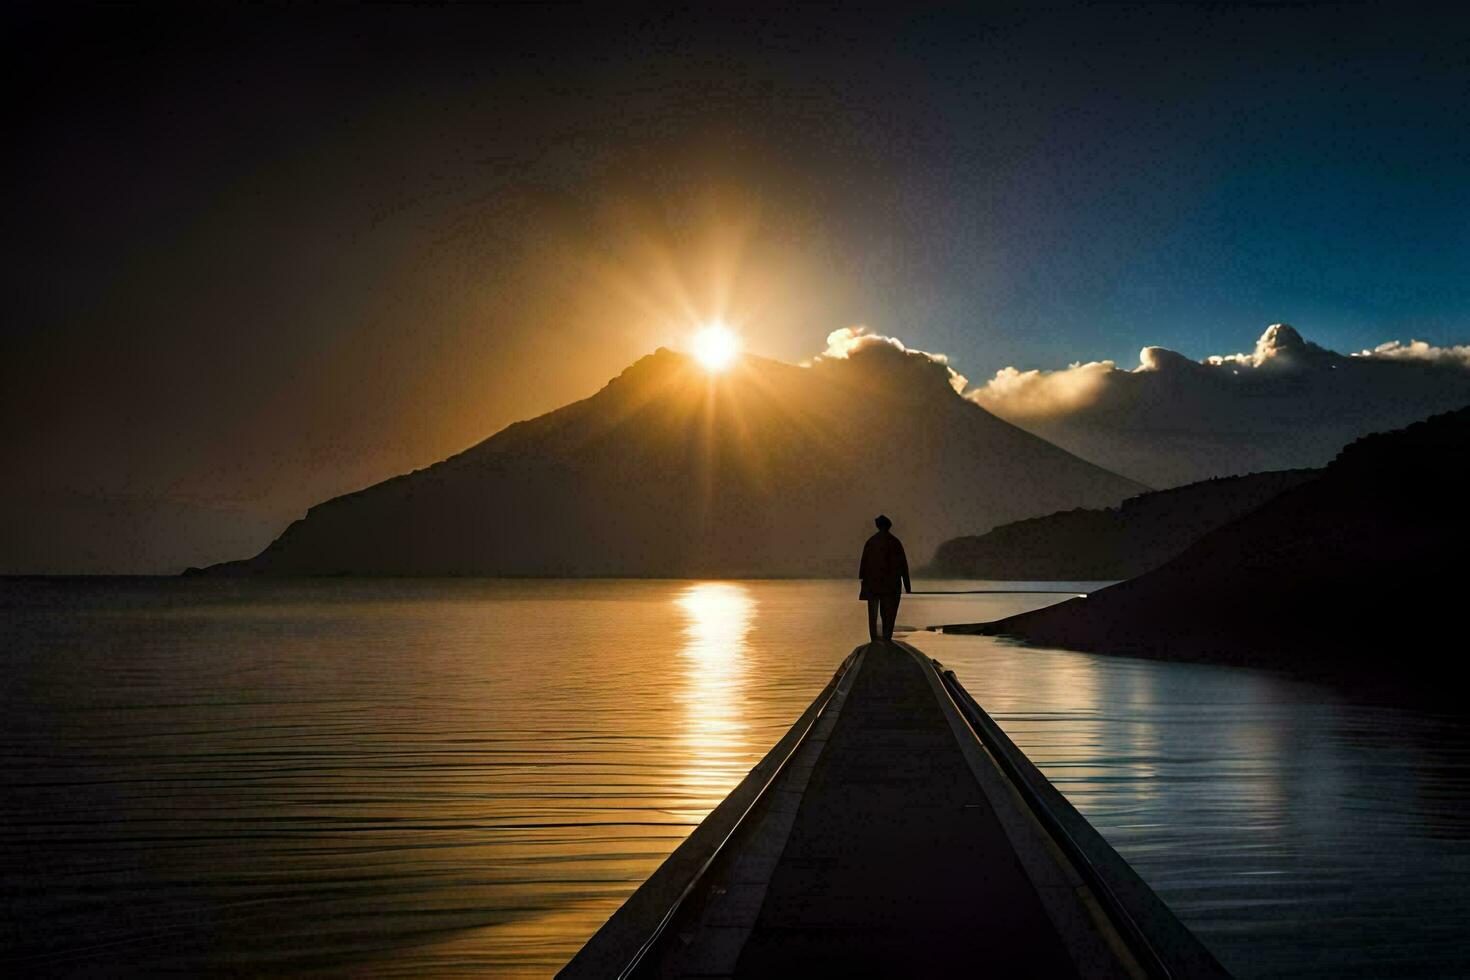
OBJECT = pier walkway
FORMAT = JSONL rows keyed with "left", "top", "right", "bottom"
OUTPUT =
{"left": 561, "top": 641, "right": 1226, "bottom": 978}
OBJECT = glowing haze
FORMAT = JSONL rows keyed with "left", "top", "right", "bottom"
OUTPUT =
{"left": 5, "top": 5, "right": 1469, "bottom": 571}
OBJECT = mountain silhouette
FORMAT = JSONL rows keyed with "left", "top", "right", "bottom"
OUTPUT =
{"left": 196, "top": 343, "right": 1144, "bottom": 577}
{"left": 961, "top": 406, "right": 1470, "bottom": 680}
{"left": 927, "top": 469, "right": 1318, "bottom": 581}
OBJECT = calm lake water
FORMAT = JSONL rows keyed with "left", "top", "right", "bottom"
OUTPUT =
{"left": 3, "top": 578, "right": 1467, "bottom": 977}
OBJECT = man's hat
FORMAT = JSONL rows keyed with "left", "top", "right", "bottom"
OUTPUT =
{"left": 874, "top": 514, "right": 892, "bottom": 530}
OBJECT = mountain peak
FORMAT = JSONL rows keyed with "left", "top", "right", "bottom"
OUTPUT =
{"left": 616, "top": 346, "right": 688, "bottom": 378}
{"left": 203, "top": 343, "right": 1143, "bottom": 577}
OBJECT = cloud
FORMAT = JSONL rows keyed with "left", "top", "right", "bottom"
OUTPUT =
{"left": 1354, "top": 339, "right": 1470, "bottom": 367}
{"left": 814, "top": 326, "right": 969, "bottom": 393}
{"left": 799, "top": 322, "right": 1470, "bottom": 488}
{"left": 969, "top": 360, "right": 1117, "bottom": 419}
{"left": 966, "top": 323, "right": 1470, "bottom": 488}
{"left": 973, "top": 323, "right": 1470, "bottom": 420}
{"left": 1200, "top": 322, "right": 1336, "bottom": 370}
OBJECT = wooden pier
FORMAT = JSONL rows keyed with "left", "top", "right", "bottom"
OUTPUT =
{"left": 560, "top": 641, "right": 1227, "bottom": 978}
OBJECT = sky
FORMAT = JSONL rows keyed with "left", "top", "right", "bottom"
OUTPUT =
{"left": 5, "top": 3, "right": 1469, "bottom": 571}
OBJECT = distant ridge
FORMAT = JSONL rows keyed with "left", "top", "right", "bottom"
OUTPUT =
{"left": 196, "top": 343, "right": 1144, "bottom": 577}
{"left": 960, "top": 406, "right": 1470, "bottom": 681}
{"left": 927, "top": 469, "right": 1318, "bottom": 581}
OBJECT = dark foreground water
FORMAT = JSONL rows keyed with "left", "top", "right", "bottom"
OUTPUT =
{"left": 2, "top": 578, "right": 1467, "bottom": 977}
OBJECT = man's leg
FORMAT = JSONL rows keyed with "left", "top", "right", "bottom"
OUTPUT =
{"left": 867, "top": 598, "right": 881, "bottom": 642}
{"left": 881, "top": 593, "right": 900, "bottom": 640}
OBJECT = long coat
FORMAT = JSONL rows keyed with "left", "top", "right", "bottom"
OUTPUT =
{"left": 859, "top": 530, "right": 911, "bottom": 599}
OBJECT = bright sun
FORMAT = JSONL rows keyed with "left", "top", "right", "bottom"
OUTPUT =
{"left": 691, "top": 322, "right": 741, "bottom": 372}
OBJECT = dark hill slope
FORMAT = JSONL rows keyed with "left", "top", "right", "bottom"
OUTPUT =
{"left": 927, "top": 469, "right": 1317, "bottom": 580}
{"left": 200, "top": 344, "right": 1144, "bottom": 577}
{"left": 961, "top": 407, "right": 1470, "bottom": 676}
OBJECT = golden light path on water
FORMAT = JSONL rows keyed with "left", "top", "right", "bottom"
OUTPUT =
{"left": 675, "top": 582, "right": 755, "bottom": 814}
{"left": 6, "top": 579, "right": 1466, "bottom": 978}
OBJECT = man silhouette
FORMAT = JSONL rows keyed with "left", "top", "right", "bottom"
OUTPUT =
{"left": 859, "top": 514, "right": 911, "bottom": 642}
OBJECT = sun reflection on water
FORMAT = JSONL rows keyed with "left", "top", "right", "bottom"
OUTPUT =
{"left": 675, "top": 582, "right": 755, "bottom": 813}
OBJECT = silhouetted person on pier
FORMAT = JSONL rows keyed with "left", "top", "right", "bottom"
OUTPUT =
{"left": 860, "top": 514, "right": 911, "bottom": 642}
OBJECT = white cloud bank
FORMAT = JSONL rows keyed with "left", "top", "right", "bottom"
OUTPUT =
{"left": 959, "top": 323, "right": 1470, "bottom": 488}
{"left": 971, "top": 323, "right": 1470, "bottom": 422}
{"left": 974, "top": 359, "right": 1118, "bottom": 419}
{"left": 813, "top": 326, "right": 970, "bottom": 393}
{"left": 802, "top": 322, "right": 1470, "bottom": 487}
{"left": 1355, "top": 338, "right": 1470, "bottom": 367}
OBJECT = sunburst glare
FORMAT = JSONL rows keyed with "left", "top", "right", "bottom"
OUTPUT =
{"left": 691, "top": 322, "right": 742, "bottom": 372}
